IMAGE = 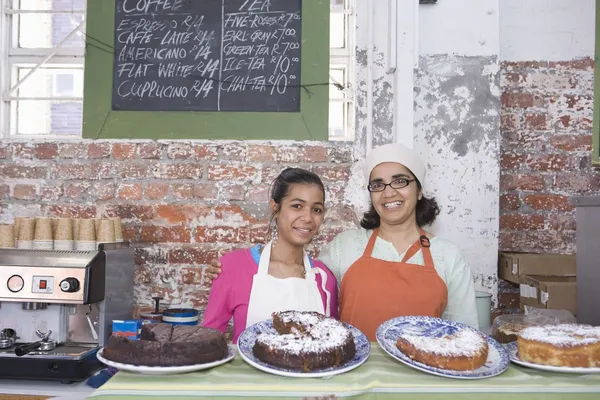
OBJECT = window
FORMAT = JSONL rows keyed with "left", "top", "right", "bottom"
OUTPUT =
{"left": 329, "top": 0, "right": 355, "bottom": 141}
{"left": 1, "top": 0, "right": 354, "bottom": 140}
{"left": 0, "top": 0, "right": 86, "bottom": 138}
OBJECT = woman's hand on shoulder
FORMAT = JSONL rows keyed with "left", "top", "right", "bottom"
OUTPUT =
{"left": 205, "top": 259, "right": 223, "bottom": 285}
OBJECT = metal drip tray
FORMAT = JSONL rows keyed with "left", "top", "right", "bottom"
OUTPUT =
{"left": 0, "top": 342, "right": 99, "bottom": 360}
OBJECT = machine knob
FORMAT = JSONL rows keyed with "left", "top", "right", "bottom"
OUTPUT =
{"left": 7, "top": 275, "right": 24, "bottom": 293}
{"left": 59, "top": 278, "right": 80, "bottom": 293}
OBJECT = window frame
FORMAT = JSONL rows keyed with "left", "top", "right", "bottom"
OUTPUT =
{"left": 0, "top": 0, "right": 355, "bottom": 141}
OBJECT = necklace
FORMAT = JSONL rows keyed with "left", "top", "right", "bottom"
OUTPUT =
{"left": 270, "top": 257, "right": 306, "bottom": 279}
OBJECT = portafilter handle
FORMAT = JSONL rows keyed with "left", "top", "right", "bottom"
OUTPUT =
{"left": 15, "top": 340, "right": 42, "bottom": 357}
{"left": 35, "top": 329, "right": 52, "bottom": 341}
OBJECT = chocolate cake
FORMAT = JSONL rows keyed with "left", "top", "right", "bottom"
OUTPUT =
{"left": 103, "top": 323, "right": 228, "bottom": 367}
{"left": 252, "top": 311, "right": 356, "bottom": 372}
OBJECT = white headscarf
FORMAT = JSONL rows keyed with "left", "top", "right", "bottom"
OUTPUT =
{"left": 363, "top": 143, "right": 426, "bottom": 184}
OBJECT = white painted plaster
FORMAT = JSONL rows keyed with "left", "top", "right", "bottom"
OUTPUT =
{"left": 419, "top": 0, "right": 500, "bottom": 56}
{"left": 500, "top": 0, "right": 595, "bottom": 61}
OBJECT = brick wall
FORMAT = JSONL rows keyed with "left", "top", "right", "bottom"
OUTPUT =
{"left": 0, "top": 141, "right": 357, "bottom": 314}
{"left": 498, "top": 57, "right": 596, "bottom": 312}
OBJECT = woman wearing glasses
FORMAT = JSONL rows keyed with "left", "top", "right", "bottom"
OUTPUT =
{"left": 206, "top": 143, "right": 478, "bottom": 341}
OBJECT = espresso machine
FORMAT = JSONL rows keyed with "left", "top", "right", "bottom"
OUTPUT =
{"left": 0, "top": 243, "right": 134, "bottom": 383}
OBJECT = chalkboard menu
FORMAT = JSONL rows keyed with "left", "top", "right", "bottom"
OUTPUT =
{"left": 112, "top": 0, "right": 302, "bottom": 112}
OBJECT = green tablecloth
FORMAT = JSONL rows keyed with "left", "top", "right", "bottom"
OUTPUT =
{"left": 87, "top": 345, "right": 600, "bottom": 400}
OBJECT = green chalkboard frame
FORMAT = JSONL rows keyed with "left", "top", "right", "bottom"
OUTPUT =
{"left": 82, "top": 0, "right": 329, "bottom": 140}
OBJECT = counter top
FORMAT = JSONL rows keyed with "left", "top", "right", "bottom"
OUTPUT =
{"left": 0, "top": 378, "right": 93, "bottom": 400}
{"left": 88, "top": 345, "right": 600, "bottom": 400}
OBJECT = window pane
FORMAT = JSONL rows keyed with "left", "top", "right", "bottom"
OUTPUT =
{"left": 16, "top": 0, "right": 86, "bottom": 11}
{"left": 328, "top": 101, "right": 345, "bottom": 139}
{"left": 329, "top": 68, "right": 345, "bottom": 100}
{"left": 14, "top": 100, "right": 82, "bottom": 135}
{"left": 17, "top": 12, "right": 85, "bottom": 48}
{"left": 329, "top": 12, "right": 345, "bottom": 48}
{"left": 14, "top": 66, "right": 83, "bottom": 98}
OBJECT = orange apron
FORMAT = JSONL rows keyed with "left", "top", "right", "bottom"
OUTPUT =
{"left": 339, "top": 228, "right": 448, "bottom": 341}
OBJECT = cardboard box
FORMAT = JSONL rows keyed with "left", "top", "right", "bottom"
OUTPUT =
{"left": 499, "top": 252, "right": 576, "bottom": 284}
{"left": 519, "top": 275, "right": 577, "bottom": 316}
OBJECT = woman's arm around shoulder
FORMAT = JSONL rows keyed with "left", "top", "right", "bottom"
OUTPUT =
{"left": 312, "top": 260, "right": 339, "bottom": 319}
{"left": 316, "top": 229, "right": 367, "bottom": 282}
{"left": 437, "top": 240, "right": 479, "bottom": 329}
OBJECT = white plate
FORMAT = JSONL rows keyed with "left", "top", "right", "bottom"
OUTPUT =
{"left": 237, "top": 319, "right": 370, "bottom": 378}
{"left": 96, "top": 344, "right": 235, "bottom": 374}
{"left": 506, "top": 342, "right": 600, "bottom": 374}
{"left": 376, "top": 316, "right": 509, "bottom": 379}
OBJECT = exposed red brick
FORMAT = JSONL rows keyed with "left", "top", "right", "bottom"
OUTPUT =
{"left": 500, "top": 214, "right": 544, "bottom": 230}
{"left": 219, "top": 143, "right": 247, "bottom": 161}
{"left": 171, "top": 184, "right": 194, "bottom": 200}
{"left": 312, "top": 165, "right": 351, "bottom": 182}
{"left": 0, "top": 164, "right": 47, "bottom": 179}
{"left": 49, "top": 205, "right": 96, "bottom": 219}
{"left": 524, "top": 194, "right": 573, "bottom": 211}
{"left": 549, "top": 58, "right": 594, "bottom": 70}
{"left": 144, "top": 183, "right": 169, "bottom": 200}
{"left": 168, "top": 248, "right": 219, "bottom": 264}
{"left": 118, "top": 183, "right": 143, "bottom": 200}
{"left": 0, "top": 184, "right": 9, "bottom": 199}
{"left": 500, "top": 113, "right": 520, "bottom": 131}
{"left": 13, "top": 184, "right": 37, "bottom": 200}
{"left": 247, "top": 223, "right": 268, "bottom": 244}
{"left": 0, "top": 144, "right": 8, "bottom": 159}
{"left": 90, "top": 162, "right": 117, "bottom": 180}
{"left": 247, "top": 184, "right": 270, "bottom": 202}
{"left": 58, "top": 143, "right": 87, "bottom": 159}
{"left": 193, "top": 144, "right": 218, "bottom": 161}
{"left": 500, "top": 174, "right": 545, "bottom": 191}
{"left": 39, "top": 185, "right": 63, "bottom": 201}
{"left": 549, "top": 135, "right": 592, "bottom": 151}
{"left": 104, "top": 205, "right": 154, "bottom": 221}
{"left": 193, "top": 183, "right": 218, "bottom": 200}
{"left": 526, "top": 154, "right": 569, "bottom": 172}
{"left": 523, "top": 113, "right": 549, "bottom": 130}
{"left": 51, "top": 164, "right": 87, "bottom": 180}
{"left": 156, "top": 205, "right": 211, "bottom": 224}
{"left": 501, "top": 93, "right": 534, "bottom": 108}
{"left": 503, "top": 71, "right": 525, "bottom": 87}
{"left": 261, "top": 165, "right": 283, "bottom": 182}
{"left": 500, "top": 230, "right": 576, "bottom": 254}
{"left": 222, "top": 185, "right": 246, "bottom": 201}
{"left": 247, "top": 145, "right": 276, "bottom": 162}
{"left": 500, "top": 194, "right": 520, "bottom": 211}
{"left": 501, "top": 131, "right": 547, "bottom": 151}
{"left": 195, "top": 226, "right": 247, "bottom": 243}
{"left": 156, "top": 164, "right": 202, "bottom": 179}
{"left": 64, "top": 183, "right": 89, "bottom": 199}
{"left": 139, "top": 142, "right": 163, "bottom": 159}
{"left": 135, "top": 248, "right": 169, "bottom": 265}
{"left": 556, "top": 115, "right": 572, "bottom": 129}
{"left": 12, "top": 143, "right": 34, "bottom": 159}
{"left": 327, "top": 146, "right": 353, "bottom": 163}
{"left": 113, "top": 143, "right": 137, "bottom": 159}
{"left": 167, "top": 143, "right": 193, "bottom": 159}
{"left": 120, "top": 163, "right": 151, "bottom": 179}
{"left": 34, "top": 143, "right": 59, "bottom": 159}
{"left": 503, "top": 61, "right": 549, "bottom": 69}
{"left": 208, "top": 165, "right": 256, "bottom": 181}
{"left": 134, "top": 265, "right": 153, "bottom": 285}
{"left": 578, "top": 116, "right": 593, "bottom": 130}
{"left": 183, "top": 290, "right": 210, "bottom": 309}
{"left": 549, "top": 94, "right": 593, "bottom": 111}
{"left": 91, "top": 182, "right": 116, "bottom": 200}
{"left": 215, "top": 205, "right": 257, "bottom": 223}
{"left": 141, "top": 226, "right": 191, "bottom": 243}
{"left": 122, "top": 225, "right": 139, "bottom": 242}
{"left": 87, "top": 143, "right": 111, "bottom": 159}
{"left": 499, "top": 154, "right": 526, "bottom": 170}
{"left": 552, "top": 174, "right": 600, "bottom": 192}
{"left": 548, "top": 213, "right": 576, "bottom": 231}
{"left": 303, "top": 146, "right": 329, "bottom": 162}
{"left": 180, "top": 267, "right": 204, "bottom": 285}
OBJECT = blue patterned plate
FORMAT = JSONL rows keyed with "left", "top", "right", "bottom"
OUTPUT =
{"left": 506, "top": 342, "right": 600, "bottom": 374}
{"left": 376, "top": 316, "right": 509, "bottom": 379}
{"left": 237, "top": 319, "right": 370, "bottom": 378}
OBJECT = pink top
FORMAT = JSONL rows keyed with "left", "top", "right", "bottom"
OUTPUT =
{"left": 202, "top": 246, "right": 339, "bottom": 343}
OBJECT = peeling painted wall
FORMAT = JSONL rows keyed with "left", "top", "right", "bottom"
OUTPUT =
{"left": 414, "top": 56, "right": 501, "bottom": 301}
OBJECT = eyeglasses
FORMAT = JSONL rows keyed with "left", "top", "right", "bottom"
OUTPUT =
{"left": 367, "top": 178, "right": 415, "bottom": 192}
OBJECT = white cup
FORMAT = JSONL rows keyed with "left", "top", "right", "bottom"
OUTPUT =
{"left": 17, "top": 240, "right": 33, "bottom": 249}
{"left": 76, "top": 241, "right": 97, "bottom": 251}
{"left": 54, "top": 240, "right": 74, "bottom": 251}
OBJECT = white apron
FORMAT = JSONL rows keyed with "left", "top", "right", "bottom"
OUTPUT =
{"left": 245, "top": 241, "right": 330, "bottom": 328}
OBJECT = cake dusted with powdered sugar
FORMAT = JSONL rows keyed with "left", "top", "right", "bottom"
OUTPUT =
{"left": 517, "top": 324, "right": 600, "bottom": 368}
{"left": 396, "top": 326, "right": 489, "bottom": 371}
{"left": 253, "top": 311, "right": 356, "bottom": 372}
